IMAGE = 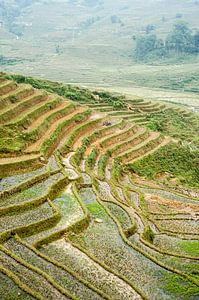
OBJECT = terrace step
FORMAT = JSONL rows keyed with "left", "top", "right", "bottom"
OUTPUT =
{"left": 140, "top": 104, "right": 166, "bottom": 113}
{"left": 24, "top": 101, "right": 73, "bottom": 132}
{"left": 0, "top": 246, "right": 72, "bottom": 299}
{"left": 82, "top": 120, "right": 124, "bottom": 157}
{"left": 0, "top": 80, "right": 18, "bottom": 96}
{"left": 4, "top": 237, "right": 104, "bottom": 300}
{"left": 120, "top": 134, "right": 171, "bottom": 164}
{"left": 25, "top": 183, "right": 84, "bottom": 246}
{"left": 0, "top": 90, "right": 49, "bottom": 124}
{"left": 117, "top": 132, "right": 163, "bottom": 163}
{"left": 122, "top": 114, "right": 147, "bottom": 120}
{"left": 129, "top": 136, "right": 171, "bottom": 164}
{"left": 0, "top": 172, "right": 64, "bottom": 213}
{"left": 24, "top": 108, "right": 85, "bottom": 153}
{"left": 108, "top": 111, "right": 140, "bottom": 117}
{"left": 0, "top": 153, "right": 42, "bottom": 177}
{"left": 0, "top": 267, "right": 37, "bottom": 299}
{"left": 0, "top": 76, "right": 7, "bottom": 84}
{"left": 100, "top": 124, "right": 138, "bottom": 148}
{"left": 0, "top": 84, "right": 34, "bottom": 110}
{"left": 97, "top": 107, "right": 116, "bottom": 112}
{"left": 0, "top": 201, "right": 56, "bottom": 237}
{"left": 43, "top": 239, "right": 143, "bottom": 300}
{"left": 60, "top": 116, "right": 104, "bottom": 153}
{"left": 89, "top": 103, "right": 109, "bottom": 108}
{"left": 126, "top": 99, "right": 145, "bottom": 104}
{"left": 110, "top": 127, "right": 150, "bottom": 157}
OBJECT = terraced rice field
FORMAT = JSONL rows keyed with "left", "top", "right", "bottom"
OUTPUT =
{"left": 0, "top": 73, "right": 199, "bottom": 299}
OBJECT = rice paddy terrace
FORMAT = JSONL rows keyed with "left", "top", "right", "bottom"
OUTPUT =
{"left": 0, "top": 73, "right": 199, "bottom": 300}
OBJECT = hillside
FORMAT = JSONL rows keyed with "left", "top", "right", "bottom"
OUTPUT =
{"left": 0, "top": 72, "right": 199, "bottom": 299}
{"left": 1, "top": 0, "right": 199, "bottom": 102}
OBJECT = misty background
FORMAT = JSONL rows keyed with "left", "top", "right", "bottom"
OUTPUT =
{"left": 0, "top": 0, "right": 199, "bottom": 102}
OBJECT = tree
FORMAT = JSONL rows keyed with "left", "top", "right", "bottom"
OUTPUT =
{"left": 111, "top": 15, "right": 121, "bottom": 24}
{"left": 135, "top": 34, "right": 156, "bottom": 60}
{"left": 145, "top": 24, "right": 156, "bottom": 34}
{"left": 135, "top": 34, "right": 165, "bottom": 61}
{"left": 166, "top": 22, "right": 195, "bottom": 54}
{"left": 193, "top": 31, "right": 199, "bottom": 52}
{"left": 134, "top": 22, "right": 199, "bottom": 62}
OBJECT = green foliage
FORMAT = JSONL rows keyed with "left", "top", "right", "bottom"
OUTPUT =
{"left": 135, "top": 22, "right": 199, "bottom": 62}
{"left": 179, "top": 240, "right": 199, "bottom": 256}
{"left": 146, "top": 109, "right": 199, "bottom": 147}
{"left": 98, "top": 150, "right": 111, "bottom": 180}
{"left": 130, "top": 143, "right": 199, "bottom": 188}
{"left": 6, "top": 74, "right": 128, "bottom": 110}
{"left": 86, "top": 148, "right": 98, "bottom": 169}
{"left": 80, "top": 16, "right": 101, "bottom": 29}
{"left": 135, "top": 34, "right": 166, "bottom": 61}
{"left": 142, "top": 226, "right": 155, "bottom": 243}
{"left": 166, "top": 22, "right": 195, "bottom": 54}
{"left": 145, "top": 24, "right": 156, "bottom": 34}
{"left": 111, "top": 158, "right": 123, "bottom": 182}
{"left": 163, "top": 274, "right": 199, "bottom": 297}
{"left": 93, "top": 91, "right": 126, "bottom": 110}
{"left": 5, "top": 74, "right": 95, "bottom": 104}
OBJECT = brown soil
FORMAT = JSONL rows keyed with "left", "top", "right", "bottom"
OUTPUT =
{"left": 26, "top": 100, "right": 70, "bottom": 131}
{"left": 145, "top": 193, "right": 199, "bottom": 213}
{"left": 25, "top": 107, "right": 85, "bottom": 153}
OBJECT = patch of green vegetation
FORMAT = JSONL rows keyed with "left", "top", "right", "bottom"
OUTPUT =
{"left": 93, "top": 91, "right": 126, "bottom": 110}
{"left": 163, "top": 274, "right": 199, "bottom": 299}
{"left": 4, "top": 74, "right": 95, "bottom": 102}
{"left": 5, "top": 74, "right": 127, "bottom": 110}
{"left": 142, "top": 226, "right": 155, "bottom": 243}
{"left": 146, "top": 109, "right": 199, "bottom": 147}
{"left": 179, "top": 240, "right": 199, "bottom": 257}
{"left": 98, "top": 150, "right": 111, "bottom": 180}
{"left": 111, "top": 158, "right": 123, "bottom": 181}
{"left": 135, "top": 22, "right": 199, "bottom": 63}
{"left": 86, "top": 148, "right": 98, "bottom": 169}
{"left": 0, "top": 126, "right": 24, "bottom": 153}
{"left": 87, "top": 202, "right": 106, "bottom": 218}
{"left": 130, "top": 143, "right": 199, "bottom": 189}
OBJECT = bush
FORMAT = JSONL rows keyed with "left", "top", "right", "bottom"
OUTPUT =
{"left": 142, "top": 226, "right": 155, "bottom": 243}
{"left": 130, "top": 143, "right": 199, "bottom": 188}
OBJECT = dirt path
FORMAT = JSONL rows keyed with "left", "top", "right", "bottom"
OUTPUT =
{"left": 25, "top": 107, "right": 85, "bottom": 153}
